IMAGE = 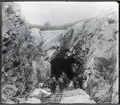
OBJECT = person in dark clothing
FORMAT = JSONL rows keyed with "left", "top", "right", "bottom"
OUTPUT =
{"left": 58, "top": 74, "right": 64, "bottom": 91}
{"left": 50, "top": 76, "right": 56, "bottom": 94}
{"left": 78, "top": 74, "right": 87, "bottom": 89}
{"left": 62, "top": 72, "right": 67, "bottom": 87}
{"left": 79, "top": 76, "right": 83, "bottom": 89}
{"left": 73, "top": 76, "right": 78, "bottom": 89}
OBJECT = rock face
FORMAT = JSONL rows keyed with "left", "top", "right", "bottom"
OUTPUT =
{"left": 2, "top": 2, "right": 118, "bottom": 104}
{"left": 2, "top": 2, "right": 47, "bottom": 102}
{"left": 48, "top": 9, "right": 118, "bottom": 103}
{"left": 82, "top": 11, "right": 118, "bottom": 103}
{"left": 41, "top": 30, "right": 65, "bottom": 52}
{"left": 29, "top": 28, "right": 43, "bottom": 46}
{"left": 59, "top": 10, "right": 118, "bottom": 103}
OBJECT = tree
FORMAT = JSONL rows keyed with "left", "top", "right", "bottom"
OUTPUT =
{"left": 43, "top": 21, "right": 52, "bottom": 30}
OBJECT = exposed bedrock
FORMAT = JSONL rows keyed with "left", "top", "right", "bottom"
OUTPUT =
{"left": 2, "top": 2, "right": 118, "bottom": 104}
{"left": 47, "top": 10, "right": 118, "bottom": 103}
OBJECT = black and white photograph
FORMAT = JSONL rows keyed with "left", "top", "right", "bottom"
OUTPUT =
{"left": 1, "top": 1, "right": 119, "bottom": 104}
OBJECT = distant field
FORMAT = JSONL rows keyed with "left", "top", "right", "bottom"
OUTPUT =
{"left": 41, "top": 30, "right": 66, "bottom": 43}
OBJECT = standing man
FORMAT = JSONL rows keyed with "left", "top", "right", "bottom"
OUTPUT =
{"left": 58, "top": 74, "right": 64, "bottom": 91}
{"left": 50, "top": 76, "right": 56, "bottom": 94}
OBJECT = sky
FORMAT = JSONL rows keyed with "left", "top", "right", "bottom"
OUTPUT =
{"left": 15, "top": 2, "right": 118, "bottom": 26}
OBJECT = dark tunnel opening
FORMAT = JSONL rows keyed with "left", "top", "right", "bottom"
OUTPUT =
{"left": 50, "top": 48, "right": 86, "bottom": 90}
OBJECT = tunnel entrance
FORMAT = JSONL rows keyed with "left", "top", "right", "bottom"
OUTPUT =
{"left": 50, "top": 48, "right": 85, "bottom": 89}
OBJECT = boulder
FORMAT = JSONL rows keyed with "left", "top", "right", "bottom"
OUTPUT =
{"left": 16, "top": 98, "right": 26, "bottom": 103}
{"left": 38, "top": 83, "right": 44, "bottom": 88}
{"left": 29, "top": 28, "right": 43, "bottom": 46}
{"left": 5, "top": 99, "right": 15, "bottom": 104}
{"left": 41, "top": 30, "right": 64, "bottom": 51}
{"left": 43, "top": 88, "right": 51, "bottom": 93}
{"left": 61, "top": 95, "right": 96, "bottom": 103}
{"left": 61, "top": 27, "right": 74, "bottom": 50}
{"left": 28, "top": 89, "right": 42, "bottom": 100}
{"left": 25, "top": 97, "right": 41, "bottom": 103}
{"left": 41, "top": 89, "right": 51, "bottom": 98}
{"left": 68, "top": 81, "right": 74, "bottom": 89}
{"left": 28, "top": 88, "right": 51, "bottom": 101}
{"left": 61, "top": 89, "right": 96, "bottom": 103}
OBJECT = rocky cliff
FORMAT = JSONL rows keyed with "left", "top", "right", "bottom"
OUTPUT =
{"left": 44, "top": 9, "right": 118, "bottom": 103}
{"left": 56, "top": 9, "right": 118, "bottom": 103}
{"left": 2, "top": 2, "right": 49, "bottom": 102}
{"left": 75, "top": 10, "right": 118, "bottom": 104}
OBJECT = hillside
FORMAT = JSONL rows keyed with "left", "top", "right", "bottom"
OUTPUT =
{"left": 28, "top": 18, "right": 92, "bottom": 31}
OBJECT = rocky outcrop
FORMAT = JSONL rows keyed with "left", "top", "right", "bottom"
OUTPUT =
{"left": 2, "top": 2, "right": 46, "bottom": 102}
{"left": 41, "top": 30, "right": 65, "bottom": 52}
{"left": 2, "top": 2, "right": 118, "bottom": 104}
{"left": 82, "top": 11, "right": 118, "bottom": 103}
{"left": 47, "top": 9, "right": 118, "bottom": 103}
{"left": 29, "top": 28, "right": 43, "bottom": 46}
{"left": 60, "top": 10, "right": 118, "bottom": 103}
{"left": 28, "top": 88, "right": 51, "bottom": 102}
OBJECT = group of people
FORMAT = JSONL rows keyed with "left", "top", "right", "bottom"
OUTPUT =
{"left": 48, "top": 72, "right": 87, "bottom": 94}
{"left": 46, "top": 48, "right": 87, "bottom": 94}
{"left": 48, "top": 72, "right": 68, "bottom": 94}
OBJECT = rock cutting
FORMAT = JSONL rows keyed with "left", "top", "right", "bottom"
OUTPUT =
{"left": 1, "top": 2, "right": 118, "bottom": 104}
